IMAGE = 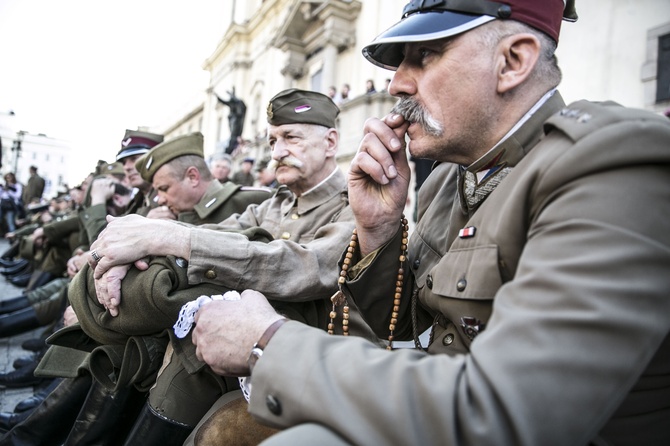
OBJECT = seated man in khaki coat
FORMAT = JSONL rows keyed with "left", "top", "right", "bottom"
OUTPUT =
{"left": 83, "top": 89, "right": 378, "bottom": 445}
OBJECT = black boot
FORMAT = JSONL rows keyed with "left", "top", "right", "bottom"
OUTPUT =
{"left": 0, "top": 241, "right": 20, "bottom": 261}
{"left": 14, "top": 378, "right": 62, "bottom": 413}
{"left": 62, "top": 382, "right": 146, "bottom": 446}
{"left": 21, "top": 337, "right": 46, "bottom": 352}
{"left": 121, "top": 402, "right": 193, "bottom": 446}
{"left": 0, "top": 375, "right": 92, "bottom": 446}
{"left": 25, "top": 271, "right": 55, "bottom": 293}
{"left": 0, "top": 295, "right": 30, "bottom": 316}
{"left": 0, "top": 362, "right": 44, "bottom": 389}
{"left": 8, "top": 272, "right": 32, "bottom": 288}
{"left": 0, "top": 260, "right": 29, "bottom": 276}
{"left": 0, "top": 307, "right": 41, "bottom": 338}
{"left": 0, "top": 259, "right": 23, "bottom": 268}
{"left": 0, "top": 410, "right": 30, "bottom": 432}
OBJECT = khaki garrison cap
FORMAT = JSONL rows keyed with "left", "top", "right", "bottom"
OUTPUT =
{"left": 267, "top": 88, "right": 339, "bottom": 128}
{"left": 96, "top": 161, "right": 126, "bottom": 179}
{"left": 135, "top": 132, "right": 204, "bottom": 182}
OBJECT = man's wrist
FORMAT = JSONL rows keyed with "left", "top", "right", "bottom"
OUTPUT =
{"left": 247, "top": 317, "right": 288, "bottom": 374}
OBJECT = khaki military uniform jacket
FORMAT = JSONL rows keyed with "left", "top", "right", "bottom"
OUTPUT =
{"left": 248, "top": 96, "right": 670, "bottom": 445}
{"left": 177, "top": 181, "right": 272, "bottom": 226}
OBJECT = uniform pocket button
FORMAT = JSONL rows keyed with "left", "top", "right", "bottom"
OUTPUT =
{"left": 442, "top": 333, "right": 455, "bottom": 346}
{"left": 266, "top": 394, "right": 282, "bottom": 416}
{"left": 426, "top": 274, "right": 433, "bottom": 289}
{"left": 456, "top": 278, "right": 467, "bottom": 291}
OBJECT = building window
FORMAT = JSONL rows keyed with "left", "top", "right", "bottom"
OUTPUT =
{"left": 311, "top": 69, "right": 323, "bottom": 93}
{"left": 657, "top": 33, "right": 670, "bottom": 102}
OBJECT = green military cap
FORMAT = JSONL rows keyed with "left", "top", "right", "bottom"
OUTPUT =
{"left": 135, "top": 132, "right": 204, "bottom": 182}
{"left": 267, "top": 88, "right": 339, "bottom": 128}
{"left": 96, "top": 161, "right": 125, "bottom": 179}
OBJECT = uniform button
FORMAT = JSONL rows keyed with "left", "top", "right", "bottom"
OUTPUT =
{"left": 456, "top": 278, "right": 467, "bottom": 291}
{"left": 291, "top": 214, "right": 299, "bottom": 220}
{"left": 426, "top": 274, "right": 433, "bottom": 289}
{"left": 281, "top": 232, "right": 290, "bottom": 240}
{"left": 175, "top": 258, "right": 187, "bottom": 268}
{"left": 204, "top": 270, "right": 217, "bottom": 280}
{"left": 413, "top": 259, "right": 420, "bottom": 270}
{"left": 442, "top": 333, "right": 455, "bottom": 346}
{"left": 266, "top": 394, "right": 282, "bottom": 416}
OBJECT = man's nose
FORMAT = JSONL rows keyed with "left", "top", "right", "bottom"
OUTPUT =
{"left": 389, "top": 62, "right": 418, "bottom": 97}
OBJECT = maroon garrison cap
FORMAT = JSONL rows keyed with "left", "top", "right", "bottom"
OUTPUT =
{"left": 363, "top": 0, "right": 578, "bottom": 70}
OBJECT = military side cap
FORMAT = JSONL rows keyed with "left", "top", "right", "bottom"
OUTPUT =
{"left": 267, "top": 88, "right": 339, "bottom": 128}
{"left": 363, "top": 0, "right": 578, "bottom": 70}
{"left": 135, "top": 132, "right": 204, "bottom": 182}
{"left": 116, "top": 129, "right": 164, "bottom": 161}
{"left": 96, "top": 161, "right": 126, "bottom": 178}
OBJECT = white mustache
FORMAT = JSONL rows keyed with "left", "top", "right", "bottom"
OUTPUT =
{"left": 391, "top": 96, "right": 443, "bottom": 136}
{"left": 268, "top": 157, "right": 304, "bottom": 171}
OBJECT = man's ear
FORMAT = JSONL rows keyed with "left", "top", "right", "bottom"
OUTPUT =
{"left": 324, "top": 128, "right": 339, "bottom": 158}
{"left": 185, "top": 166, "right": 201, "bottom": 185}
{"left": 496, "top": 33, "right": 541, "bottom": 94}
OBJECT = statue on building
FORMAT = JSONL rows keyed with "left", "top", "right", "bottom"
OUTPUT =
{"left": 216, "top": 88, "right": 247, "bottom": 154}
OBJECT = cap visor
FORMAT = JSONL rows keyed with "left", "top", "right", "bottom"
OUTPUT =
{"left": 116, "top": 147, "right": 150, "bottom": 161}
{"left": 363, "top": 12, "right": 494, "bottom": 70}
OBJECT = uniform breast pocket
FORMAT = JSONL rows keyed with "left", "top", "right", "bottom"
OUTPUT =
{"left": 429, "top": 244, "right": 503, "bottom": 300}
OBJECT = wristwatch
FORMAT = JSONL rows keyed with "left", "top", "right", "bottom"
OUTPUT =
{"left": 247, "top": 318, "right": 288, "bottom": 373}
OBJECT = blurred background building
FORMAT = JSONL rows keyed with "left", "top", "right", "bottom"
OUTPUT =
{"left": 159, "top": 0, "right": 670, "bottom": 175}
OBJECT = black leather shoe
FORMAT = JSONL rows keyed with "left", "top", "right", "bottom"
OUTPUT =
{"left": 9, "top": 271, "right": 32, "bottom": 287}
{"left": 12, "top": 353, "right": 37, "bottom": 369}
{"left": 0, "top": 362, "right": 44, "bottom": 389}
{"left": 0, "top": 259, "right": 29, "bottom": 276}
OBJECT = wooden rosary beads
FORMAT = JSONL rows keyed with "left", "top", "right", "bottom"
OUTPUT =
{"left": 329, "top": 216, "right": 409, "bottom": 350}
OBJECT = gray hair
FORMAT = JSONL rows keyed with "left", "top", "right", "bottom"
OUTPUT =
{"left": 477, "top": 20, "right": 562, "bottom": 89}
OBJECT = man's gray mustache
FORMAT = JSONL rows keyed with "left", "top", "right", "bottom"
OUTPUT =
{"left": 391, "top": 97, "right": 443, "bottom": 136}
{"left": 268, "top": 157, "right": 304, "bottom": 171}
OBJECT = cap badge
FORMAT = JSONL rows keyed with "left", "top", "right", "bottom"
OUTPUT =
{"left": 146, "top": 156, "right": 153, "bottom": 169}
{"left": 122, "top": 138, "right": 132, "bottom": 147}
{"left": 294, "top": 104, "right": 311, "bottom": 114}
{"left": 266, "top": 102, "right": 273, "bottom": 120}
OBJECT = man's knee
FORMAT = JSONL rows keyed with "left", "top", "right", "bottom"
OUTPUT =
{"left": 260, "top": 423, "right": 351, "bottom": 446}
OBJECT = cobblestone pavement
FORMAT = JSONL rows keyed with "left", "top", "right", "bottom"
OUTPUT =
{"left": 0, "top": 238, "right": 45, "bottom": 412}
